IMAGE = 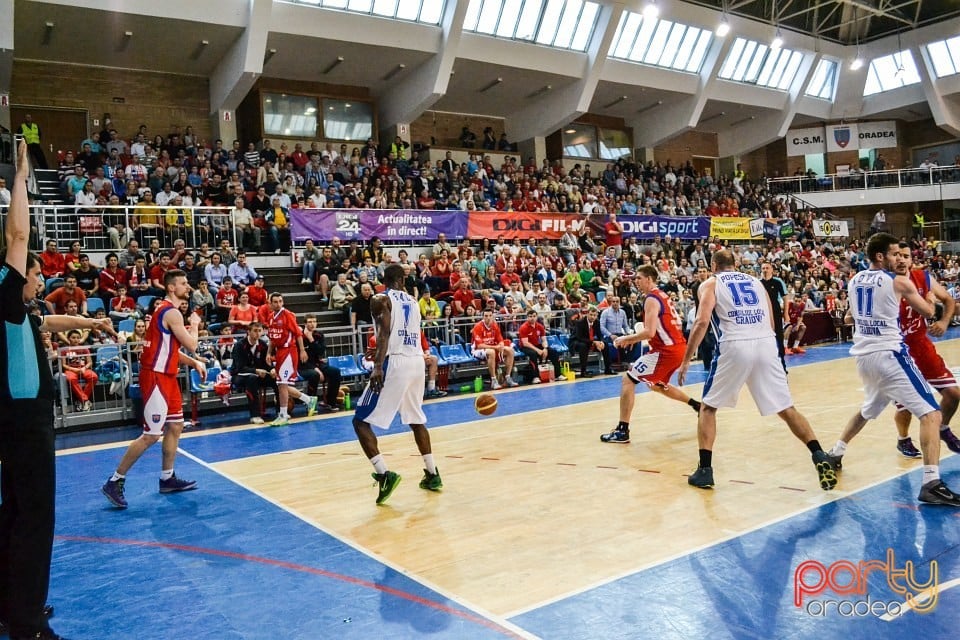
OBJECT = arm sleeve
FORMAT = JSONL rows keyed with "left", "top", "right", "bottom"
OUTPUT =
{"left": 0, "top": 263, "right": 28, "bottom": 323}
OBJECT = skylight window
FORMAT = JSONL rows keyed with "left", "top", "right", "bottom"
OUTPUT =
{"left": 607, "top": 11, "right": 712, "bottom": 73}
{"left": 863, "top": 50, "right": 921, "bottom": 95}
{"left": 463, "top": 0, "right": 601, "bottom": 52}
{"left": 926, "top": 36, "right": 960, "bottom": 78}
{"left": 718, "top": 37, "right": 804, "bottom": 90}
{"left": 283, "top": 0, "right": 445, "bottom": 25}
{"left": 805, "top": 58, "right": 838, "bottom": 101}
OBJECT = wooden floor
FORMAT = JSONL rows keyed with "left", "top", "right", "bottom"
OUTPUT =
{"left": 214, "top": 341, "right": 959, "bottom": 618}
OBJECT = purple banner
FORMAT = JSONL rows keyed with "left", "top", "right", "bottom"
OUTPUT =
{"left": 290, "top": 209, "right": 468, "bottom": 242}
{"left": 618, "top": 215, "right": 712, "bottom": 240}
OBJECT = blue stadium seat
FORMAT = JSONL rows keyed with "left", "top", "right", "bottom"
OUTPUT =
{"left": 95, "top": 344, "right": 121, "bottom": 364}
{"left": 430, "top": 345, "right": 448, "bottom": 367}
{"left": 136, "top": 295, "right": 156, "bottom": 309}
{"left": 85, "top": 297, "right": 105, "bottom": 314}
{"left": 439, "top": 343, "right": 477, "bottom": 365}
{"left": 547, "top": 334, "right": 568, "bottom": 355}
{"left": 45, "top": 278, "right": 64, "bottom": 295}
{"left": 511, "top": 338, "right": 525, "bottom": 358}
{"left": 328, "top": 354, "right": 367, "bottom": 378}
{"left": 118, "top": 319, "right": 137, "bottom": 333}
{"left": 190, "top": 366, "right": 220, "bottom": 392}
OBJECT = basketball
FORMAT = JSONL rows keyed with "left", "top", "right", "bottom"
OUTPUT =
{"left": 475, "top": 392, "right": 498, "bottom": 416}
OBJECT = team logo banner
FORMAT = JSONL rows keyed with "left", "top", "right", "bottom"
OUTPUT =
{"left": 827, "top": 124, "right": 858, "bottom": 152}
{"left": 709, "top": 217, "right": 755, "bottom": 240}
{"left": 812, "top": 219, "right": 850, "bottom": 237}
{"left": 764, "top": 219, "right": 796, "bottom": 240}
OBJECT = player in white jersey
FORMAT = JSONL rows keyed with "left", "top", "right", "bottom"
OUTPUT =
{"left": 678, "top": 250, "right": 837, "bottom": 491}
{"left": 828, "top": 233, "right": 960, "bottom": 506}
{"left": 353, "top": 263, "right": 442, "bottom": 504}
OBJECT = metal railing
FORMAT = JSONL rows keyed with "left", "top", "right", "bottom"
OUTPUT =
{"left": 769, "top": 164, "right": 960, "bottom": 194}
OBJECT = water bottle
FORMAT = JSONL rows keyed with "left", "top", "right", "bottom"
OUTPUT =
{"left": 343, "top": 392, "right": 351, "bottom": 410}
{"left": 473, "top": 376, "right": 483, "bottom": 393}
{"left": 459, "top": 384, "right": 472, "bottom": 393}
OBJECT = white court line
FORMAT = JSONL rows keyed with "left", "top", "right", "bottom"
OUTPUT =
{"left": 176, "top": 448, "right": 541, "bottom": 640}
{"left": 502, "top": 459, "right": 942, "bottom": 619}
{"left": 880, "top": 577, "right": 960, "bottom": 621}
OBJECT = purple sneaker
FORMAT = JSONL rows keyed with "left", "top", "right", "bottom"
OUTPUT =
{"left": 101, "top": 478, "right": 127, "bottom": 509}
{"left": 159, "top": 473, "right": 197, "bottom": 494}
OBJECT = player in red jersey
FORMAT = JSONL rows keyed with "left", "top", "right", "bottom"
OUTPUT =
{"left": 263, "top": 292, "right": 318, "bottom": 426}
{"left": 601, "top": 265, "right": 701, "bottom": 443}
{"left": 470, "top": 309, "right": 518, "bottom": 389}
{"left": 101, "top": 270, "right": 207, "bottom": 509}
{"left": 894, "top": 243, "right": 960, "bottom": 456}
{"left": 783, "top": 294, "right": 807, "bottom": 354}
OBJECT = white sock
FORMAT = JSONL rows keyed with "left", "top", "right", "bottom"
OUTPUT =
{"left": 110, "top": 472, "right": 125, "bottom": 482}
{"left": 370, "top": 454, "right": 388, "bottom": 475}
{"left": 898, "top": 435, "right": 910, "bottom": 441}
{"left": 160, "top": 469, "right": 174, "bottom": 481}
{"left": 923, "top": 465, "right": 940, "bottom": 485}
{"left": 297, "top": 394, "right": 313, "bottom": 405}
{"left": 423, "top": 453, "right": 436, "bottom": 474}
{"left": 428, "top": 380, "right": 436, "bottom": 391}
{"left": 279, "top": 409, "right": 289, "bottom": 418}
{"left": 941, "top": 424, "right": 951, "bottom": 431}
{"left": 829, "top": 440, "right": 848, "bottom": 457}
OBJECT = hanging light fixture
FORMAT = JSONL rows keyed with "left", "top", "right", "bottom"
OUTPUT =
{"left": 849, "top": 7, "right": 863, "bottom": 70}
{"left": 642, "top": 0, "right": 659, "bottom": 19}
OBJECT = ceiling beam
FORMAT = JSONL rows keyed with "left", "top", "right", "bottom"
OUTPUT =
{"left": 208, "top": 0, "right": 272, "bottom": 115}
{"left": 914, "top": 42, "right": 960, "bottom": 136}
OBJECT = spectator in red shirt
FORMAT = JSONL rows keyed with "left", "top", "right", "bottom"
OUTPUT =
{"left": 98, "top": 252, "right": 128, "bottom": 306}
{"left": 605, "top": 212, "right": 624, "bottom": 260}
{"left": 61, "top": 330, "right": 98, "bottom": 410}
{"left": 40, "top": 239, "right": 66, "bottom": 279}
{"left": 44, "top": 274, "right": 87, "bottom": 315}
{"left": 109, "top": 285, "right": 137, "bottom": 323}
{"left": 499, "top": 262, "right": 522, "bottom": 289}
{"left": 470, "top": 309, "right": 518, "bottom": 390}
{"left": 451, "top": 278, "right": 477, "bottom": 316}
{"left": 148, "top": 254, "right": 174, "bottom": 292}
{"left": 246, "top": 275, "right": 268, "bottom": 308}
{"left": 216, "top": 278, "right": 239, "bottom": 323}
{"left": 518, "top": 309, "right": 565, "bottom": 383}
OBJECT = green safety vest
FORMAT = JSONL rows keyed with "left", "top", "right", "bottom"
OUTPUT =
{"left": 20, "top": 122, "right": 40, "bottom": 145}
{"left": 914, "top": 213, "right": 925, "bottom": 227}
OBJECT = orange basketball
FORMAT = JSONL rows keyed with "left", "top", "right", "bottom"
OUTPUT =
{"left": 475, "top": 392, "right": 498, "bottom": 416}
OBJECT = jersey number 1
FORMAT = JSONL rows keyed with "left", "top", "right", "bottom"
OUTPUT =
{"left": 855, "top": 286, "right": 874, "bottom": 317}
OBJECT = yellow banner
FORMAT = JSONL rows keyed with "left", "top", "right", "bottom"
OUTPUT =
{"left": 709, "top": 217, "right": 753, "bottom": 240}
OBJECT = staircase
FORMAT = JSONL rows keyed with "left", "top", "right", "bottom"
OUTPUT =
{"left": 255, "top": 266, "right": 347, "bottom": 328}
{"left": 32, "top": 168, "right": 73, "bottom": 245}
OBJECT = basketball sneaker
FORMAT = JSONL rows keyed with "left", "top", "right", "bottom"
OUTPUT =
{"left": 600, "top": 427, "right": 630, "bottom": 443}
{"left": 896, "top": 437, "right": 922, "bottom": 458}
{"left": 940, "top": 427, "right": 960, "bottom": 454}
{"left": 372, "top": 471, "right": 401, "bottom": 505}
{"left": 688, "top": 466, "right": 714, "bottom": 488}
{"left": 419, "top": 468, "right": 443, "bottom": 491}
{"left": 250, "top": 417, "right": 264, "bottom": 424}
{"left": 270, "top": 415, "right": 289, "bottom": 427}
{"left": 918, "top": 480, "right": 960, "bottom": 506}
{"left": 159, "top": 474, "right": 197, "bottom": 494}
{"left": 101, "top": 478, "right": 127, "bottom": 509}
{"left": 813, "top": 451, "right": 838, "bottom": 490}
{"left": 306, "top": 396, "right": 319, "bottom": 417}
{"left": 793, "top": 346, "right": 806, "bottom": 354}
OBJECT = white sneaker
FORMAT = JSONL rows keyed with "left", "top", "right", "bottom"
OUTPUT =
{"left": 557, "top": 374, "right": 567, "bottom": 381}
{"left": 300, "top": 278, "right": 311, "bottom": 285}
{"left": 251, "top": 417, "right": 265, "bottom": 424}
{"left": 491, "top": 380, "right": 503, "bottom": 390}
{"left": 505, "top": 377, "right": 518, "bottom": 388}
{"left": 532, "top": 378, "right": 541, "bottom": 384}
{"left": 82, "top": 400, "right": 93, "bottom": 411}
{"left": 274, "top": 248, "right": 281, "bottom": 255}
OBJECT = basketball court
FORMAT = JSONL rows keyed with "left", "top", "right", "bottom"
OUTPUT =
{"left": 46, "top": 334, "right": 960, "bottom": 639}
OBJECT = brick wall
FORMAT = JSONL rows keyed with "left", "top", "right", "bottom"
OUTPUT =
{"left": 12, "top": 60, "right": 212, "bottom": 143}
{"left": 653, "top": 130, "right": 719, "bottom": 165}
{"left": 410, "top": 111, "right": 508, "bottom": 148}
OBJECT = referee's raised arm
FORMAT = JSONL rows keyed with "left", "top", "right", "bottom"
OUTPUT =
{"left": 3, "top": 139, "right": 30, "bottom": 273}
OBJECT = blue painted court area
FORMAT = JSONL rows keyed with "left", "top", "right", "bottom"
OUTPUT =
{"left": 34, "top": 331, "right": 960, "bottom": 639}
{"left": 510, "top": 463, "right": 960, "bottom": 639}
{"left": 48, "top": 449, "right": 521, "bottom": 640}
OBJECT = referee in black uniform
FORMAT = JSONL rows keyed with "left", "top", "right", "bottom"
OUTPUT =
{"left": 760, "top": 260, "right": 789, "bottom": 372}
{"left": 1, "top": 140, "right": 112, "bottom": 640}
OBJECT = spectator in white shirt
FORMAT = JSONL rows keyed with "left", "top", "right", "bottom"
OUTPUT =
{"left": 154, "top": 182, "right": 178, "bottom": 207}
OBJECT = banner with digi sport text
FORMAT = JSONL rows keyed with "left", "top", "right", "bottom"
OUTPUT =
{"left": 290, "top": 208, "right": 468, "bottom": 242}
{"left": 709, "top": 217, "right": 755, "bottom": 240}
{"left": 618, "top": 215, "right": 711, "bottom": 240}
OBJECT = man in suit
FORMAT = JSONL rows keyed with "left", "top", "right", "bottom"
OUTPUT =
{"left": 568, "top": 306, "right": 610, "bottom": 377}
